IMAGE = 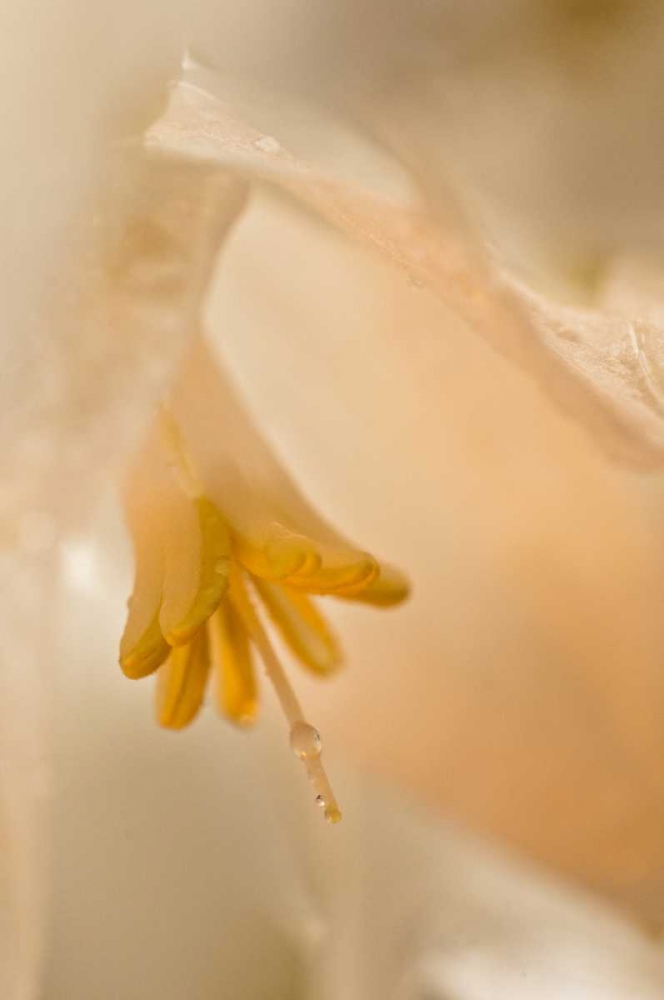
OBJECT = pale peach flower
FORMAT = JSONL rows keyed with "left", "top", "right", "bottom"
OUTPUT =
{"left": 5, "top": 4, "right": 664, "bottom": 999}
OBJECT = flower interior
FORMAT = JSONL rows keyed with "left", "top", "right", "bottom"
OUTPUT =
{"left": 119, "top": 335, "right": 409, "bottom": 822}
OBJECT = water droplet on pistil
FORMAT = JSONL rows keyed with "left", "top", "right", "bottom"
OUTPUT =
{"left": 290, "top": 721, "right": 342, "bottom": 824}
{"left": 290, "top": 722, "right": 322, "bottom": 759}
{"left": 230, "top": 573, "right": 341, "bottom": 824}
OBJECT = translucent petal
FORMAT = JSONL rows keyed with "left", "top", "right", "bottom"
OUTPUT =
{"left": 147, "top": 75, "right": 664, "bottom": 469}
{"left": 156, "top": 630, "right": 210, "bottom": 730}
{"left": 208, "top": 595, "right": 258, "bottom": 726}
{"left": 254, "top": 580, "right": 341, "bottom": 676}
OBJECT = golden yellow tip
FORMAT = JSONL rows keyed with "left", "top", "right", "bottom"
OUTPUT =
{"left": 263, "top": 535, "right": 319, "bottom": 579}
{"left": 119, "top": 617, "right": 170, "bottom": 679}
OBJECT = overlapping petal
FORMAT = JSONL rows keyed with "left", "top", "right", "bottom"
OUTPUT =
{"left": 146, "top": 71, "right": 664, "bottom": 470}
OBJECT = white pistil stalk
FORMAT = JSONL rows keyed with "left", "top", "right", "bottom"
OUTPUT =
{"left": 232, "top": 577, "right": 342, "bottom": 824}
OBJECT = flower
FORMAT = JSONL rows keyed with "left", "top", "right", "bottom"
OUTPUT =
{"left": 8, "top": 3, "right": 664, "bottom": 998}
{"left": 109, "top": 53, "right": 664, "bottom": 858}
{"left": 119, "top": 334, "right": 408, "bottom": 820}
{"left": 10, "top": 15, "right": 664, "bottom": 994}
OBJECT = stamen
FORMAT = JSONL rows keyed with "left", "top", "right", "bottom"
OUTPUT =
{"left": 155, "top": 406, "right": 231, "bottom": 644}
{"left": 207, "top": 598, "right": 258, "bottom": 726}
{"left": 253, "top": 579, "right": 341, "bottom": 676}
{"left": 230, "top": 572, "right": 342, "bottom": 824}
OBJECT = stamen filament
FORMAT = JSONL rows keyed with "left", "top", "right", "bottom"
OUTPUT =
{"left": 231, "top": 572, "right": 342, "bottom": 823}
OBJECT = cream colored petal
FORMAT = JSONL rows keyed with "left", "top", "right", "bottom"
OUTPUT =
{"left": 147, "top": 75, "right": 664, "bottom": 469}
{"left": 213, "top": 189, "right": 664, "bottom": 918}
